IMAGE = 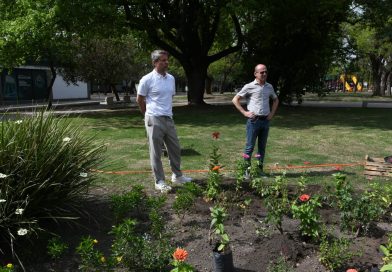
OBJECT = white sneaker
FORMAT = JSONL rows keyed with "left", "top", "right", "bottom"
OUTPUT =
{"left": 171, "top": 174, "right": 192, "bottom": 184}
{"left": 155, "top": 180, "right": 172, "bottom": 193}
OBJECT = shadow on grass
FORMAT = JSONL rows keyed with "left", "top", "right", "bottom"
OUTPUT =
{"left": 172, "top": 104, "right": 392, "bottom": 131}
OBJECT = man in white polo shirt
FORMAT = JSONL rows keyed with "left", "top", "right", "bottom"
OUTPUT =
{"left": 232, "top": 64, "right": 279, "bottom": 176}
{"left": 137, "top": 50, "right": 192, "bottom": 192}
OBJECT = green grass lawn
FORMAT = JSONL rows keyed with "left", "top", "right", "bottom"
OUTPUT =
{"left": 69, "top": 105, "right": 392, "bottom": 189}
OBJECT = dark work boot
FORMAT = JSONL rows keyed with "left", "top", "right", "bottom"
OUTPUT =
{"left": 258, "top": 162, "right": 268, "bottom": 179}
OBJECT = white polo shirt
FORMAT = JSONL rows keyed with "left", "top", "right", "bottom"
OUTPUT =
{"left": 137, "top": 70, "right": 176, "bottom": 117}
{"left": 237, "top": 80, "right": 277, "bottom": 116}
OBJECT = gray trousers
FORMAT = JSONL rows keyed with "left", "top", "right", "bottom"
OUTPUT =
{"left": 145, "top": 115, "right": 182, "bottom": 182}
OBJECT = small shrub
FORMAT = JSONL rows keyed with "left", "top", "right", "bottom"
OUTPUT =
{"left": 319, "top": 230, "right": 356, "bottom": 271}
{"left": 173, "top": 183, "right": 202, "bottom": 221}
{"left": 110, "top": 219, "right": 173, "bottom": 271}
{"left": 267, "top": 256, "right": 295, "bottom": 272}
{"left": 110, "top": 184, "right": 146, "bottom": 223}
{"left": 76, "top": 237, "right": 114, "bottom": 272}
{"left": 262, "top": 174, "right": 290, "bottom": 234}
{"left": 0, "top": 263, "right": 14, "bottom": 272}
{"left": 291, "top": 194, "right": 321, "bottom": 240}
{"left": 110, "top": 194, "right": 172, "bottom": 271}
{"left": 332, "top": 174, "right": 385, "bottom": 235}
{"left": 380, "top": 232, "right": 392, "bottom": 271}
{"left": 47, "top": 236, "right": 68, "bottom": 260}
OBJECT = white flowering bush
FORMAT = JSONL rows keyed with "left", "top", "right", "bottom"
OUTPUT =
{"left": 0, "top": 111, "right": 105, "bottom": 262}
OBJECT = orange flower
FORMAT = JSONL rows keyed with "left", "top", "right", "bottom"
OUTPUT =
{"left": 346, "top": 269, "right": 358, "bottom": 272}
{"left": 173, "top": 248, "right": 188, "bottom": 262}
{"left": 212, "top": 132, "right": 220, "bottom": 139}
{"left": 212, "top": 165, "right": 221, "bottom": 171}
{"left": 299, "top": 194, "right": 310, "bottom": 202}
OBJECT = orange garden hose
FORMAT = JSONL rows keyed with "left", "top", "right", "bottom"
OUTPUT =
{"left": 91, "top": 161, "right": 365, "bottom": 175}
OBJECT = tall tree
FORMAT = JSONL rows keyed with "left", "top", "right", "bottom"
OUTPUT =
{"left": 0, "top": 0, "right": 72, "bottom": 108}
{"left": 60, "top": 37, "right": 143, "bottom": 101}
{"left": 121, "top": 0, "right": 244, "bottom": 105}
{"left": 242, "top": 0, "right": 350, "bottom": 103}
{"left": 350, "top": 0, "right": 392, "bottom": 96}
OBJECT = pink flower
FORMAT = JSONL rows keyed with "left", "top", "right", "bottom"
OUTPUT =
{"left": 346, "top": 269, "right": 358, "bottom": 272}
{"left": 242, "top": 153, "right": 250, "bottom": 159}
{"left": 299, "top": 194, "right": 310, "bottom": 202}
{"left": 303, "top": 161, "right": 311, "bottom": 165}
{"left": 212, "top": 132, "right": 220, "bottom": 139}
{"left": 254, "top": 154, "right": 261, "bottom": 158}
{"left": 335, "top": 166, "right": 342, "bottom": 171}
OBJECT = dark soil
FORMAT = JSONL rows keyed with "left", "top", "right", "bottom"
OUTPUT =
{"left": 5, "top": 178, "right": 391, "bottom": 272}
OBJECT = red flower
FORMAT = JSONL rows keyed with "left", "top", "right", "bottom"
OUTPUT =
{"left": 212, "top": 165, "right": 221, "bottom": 172}
{"left": 299, "top": 194, "right": 310, "bottom": 202}
{"left": 303, "top": 161, "right": 311, "bottom": 165}
{"left": 173, "top": 248, "right": 188, "bottom": 262}
{"left": 212, "top": 132, "right": 220, "bottom": 139}
{"left": 346, "top": 269, "right": 358, "bottom": 272}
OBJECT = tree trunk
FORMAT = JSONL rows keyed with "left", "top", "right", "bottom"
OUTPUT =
{"left": 110, "top": 84, "right": 120, "bottom": 101}
{"left": 46, "top": 63, "right": 56, "bottom": 110}
{"left": 369, "top": 54, "right": 383, "bottom": 96}
{"left": 380, "top": 70, "right": 387, "bottom": 96}
{"left": 205, "top": 75, "right": 212, "bottom": 95}
{"left": 183, "top": 63, "right": 208, "bottom": 105}
{"left": 386, "top": 71, "right": 392, "bottom": 96}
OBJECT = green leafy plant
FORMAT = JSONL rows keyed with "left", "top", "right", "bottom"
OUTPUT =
{"left": 47, "top": 236, "right": 68, "bottom": 260}
{"left": 267, "top": 256, "right": 295, "bottom": 272}
{"left": 110, "top": 218, "right": 173, "bottom": 271}
{"left": 0, "top": 111, "right": 104, "bottom": 264}
{"left": 209, "top": 206, "right": 230, "bottom": 252}
{"left": 235, "top": 159, "right": 248, "bottom": 192}
{"left": 173, "top": 183, "right": 202, "bottom": 221}
{"left": 76, "top": 237, "right": 114, "bottom": 272}
{"left": 332, "top": 174, "right": 385, "bottom": 235}
{"left": 319, "top": 229, "right": 356, "bottom": 271}
{"left": 380, "top": 233, "right": 392, "bottom": 272}
{"left": 291, "top": 194, "right": 321, "bottom": 240}
{"left": 0, "top": 263, "right": 14, "bottom": 272}
{"left": 110, "top": 184, "right": 146, "bottom": 223}
{"left": 170, "top": 248, "right": 195, "bottom": 272}
{"left": 205, "top": 166, "right": 223, "bottom": 200}
{"left": 262, "top": 174, "right": 290, "bottom": 233}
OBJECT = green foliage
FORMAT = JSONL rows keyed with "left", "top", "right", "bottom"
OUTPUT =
{"left": 235, "top": 159, "right": 248, "bottom": 192}
{"left": 47, "top": 237, "right": 68, "bottom": 260}
{"left": 110, "top": 218, "right": 173, "bottom": 271}
{"left": 76, "top": 237, "right": 114, "bottom": 272}
{"left": 291, "top": 195, "right": 321, "bottom": 240}
{"left": 262, "top": 174, "right": 290, "bottom": 234}
{"left": 243, "top": 0, "right": 350, "bottom": 102}
{"left": 173, "top": 183, "right": 203, "bottom": 221}
{"left": 332, "top": 173, "right": 385, "bottom": 234}
{"left": 0, "top": 263, "right": 14, "bottom": 272}
{"left": 110, "top": 184, "right": 146, "bottom": 223}
{"left": 380, "top": 233, "right": 392, "bottom": 271}
{"left": 266, "top": 256, "right": 295, "bottom": 272}
{"left": 170, "top": 261, "right": 195, "bottom": 272}
{"left": 0, "top": 111, "right": 104, "bottom": 261}
{"left": 205, "top": 167, "right": 223, "bottom": 200}
{"left": 319, "top": 230, "right": 356, "bottom": 271}
{"left": 209, "top": 206, "right": 230, "bottom": 252}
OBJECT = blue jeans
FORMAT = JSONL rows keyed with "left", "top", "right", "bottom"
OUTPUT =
{"left": 244, "top": 118, "right": 270, "bottom": 164}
